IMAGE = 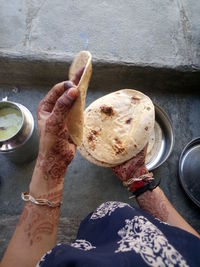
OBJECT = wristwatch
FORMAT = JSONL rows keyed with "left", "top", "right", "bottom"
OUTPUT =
{"left": 131, "top": 176, "right": 161, "bottom": 198}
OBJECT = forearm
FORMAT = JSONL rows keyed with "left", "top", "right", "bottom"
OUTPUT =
{"left": 1, "top": 203, "right": 61, "bottom": 267}
{"left": 1, "top": 81, "right": 79, "bottom": 267}
{"left": 137, "top": 186, "right": 200, "bottom": 238}
{"left": 1, "top": 156, "right": 66, "bottom": 267}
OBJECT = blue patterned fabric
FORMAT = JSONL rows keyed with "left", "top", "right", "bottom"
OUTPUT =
{"left": 37, "top": 202, "right": 200, "bottom": 267}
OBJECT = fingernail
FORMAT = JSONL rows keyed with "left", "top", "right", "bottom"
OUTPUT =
{"left": 67, "top": 87, "right": 79, "bottom": 99}
{"left": 64, "top": 81, "right": 74, "bottom": 90}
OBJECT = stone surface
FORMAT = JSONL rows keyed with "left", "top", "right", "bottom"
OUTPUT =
{"left": 0, "top": 0, "right": 200, "bottom": 70}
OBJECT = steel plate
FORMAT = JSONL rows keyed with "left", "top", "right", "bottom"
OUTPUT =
{"left": 146, "top": 104, "right": 174, "bottom": 171}
{"left": 179, "top": 138, "right": 200, "bottom": 207}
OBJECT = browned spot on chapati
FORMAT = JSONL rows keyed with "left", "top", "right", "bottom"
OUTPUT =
{"left": 134, "top": 144, "right": 137, "bottom": 148}
{"left": 113, "top": 138, "right": 126, "bottom": 155}
{"left": 100, "top": 105, "right": 114, "bottom": 116}
{"left": 125, "top": 118, "right": 132, "bottom": 124}
{"left": 146, "top": 107, "right": 151, "bottom": 111}
{"left": 87, "top": 129, "right": 101, "bottom": 150}
{"left": 131, "top": 96, "right": 141, "bottom": 104}
{"left": 145, "top": 126, "right": 148, "bottom": 131}
{"left": 91, "top": 129, "right": 100, "bottom": 136}
{"left": 88, "top": 134, "right": 95, "bottom": 142}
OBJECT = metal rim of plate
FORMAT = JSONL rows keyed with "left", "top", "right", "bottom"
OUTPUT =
{"left": 146, "top": 104, "right": 174, "bottom": 171}
{"left": 179, "top": 137, "right": 200, "bottom": 208}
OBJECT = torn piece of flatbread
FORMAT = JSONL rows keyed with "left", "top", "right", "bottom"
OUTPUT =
{"left": 66, "top": 51, "right": 92, "bottom": 146}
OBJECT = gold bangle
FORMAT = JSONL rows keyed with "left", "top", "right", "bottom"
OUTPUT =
{"left": 21, "top": 192, "right": 62, "bottom": 208}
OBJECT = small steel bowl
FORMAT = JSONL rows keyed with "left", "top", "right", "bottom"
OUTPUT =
{"left": 0, "top": 101, "right": 38, "bottom": 163}
{"left": 146, "top": 104, "right": 174, "bottom": 171}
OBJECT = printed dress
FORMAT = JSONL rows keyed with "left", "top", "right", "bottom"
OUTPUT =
{"left": 37, "top": 201, "right": 200, "bottom": 267}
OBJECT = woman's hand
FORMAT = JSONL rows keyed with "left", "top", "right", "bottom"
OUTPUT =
{"left": 35, "top": 82, "right": 78, "bottom": 189}
{"left": 37, "top": 68, "right": 84, "bottom": 166}
{"left": 38, "top": 82, "right": 77, "bottom": 159}
{"left": 112, "top": 145, "right": 151, "bottom": 192}
{"left": 30, "top": 69, "right": 84, "bottom": 194}
{"left": 1, "top": 73, "right": 85, "bottom": 267}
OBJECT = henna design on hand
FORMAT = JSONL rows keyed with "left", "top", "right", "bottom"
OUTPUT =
{"left": 35, "top": 83, "right": 78, "bottom": 188}
{"left": 36, "top": 151, "right": 72, "bottom": 189}
{"left": 112, "top": 147, "right": 147, "bottom": 181}
{"left": 112, "top": 146, "right": 149, "bottom": 192}
{"left": 18, "top": 190, "right": 62, "bottom": 246}
{"left": 45, "top": 115, "right": 64, "bottom": 135}
{"left": 37, "top": 81, "right": 74, "bottom": 117}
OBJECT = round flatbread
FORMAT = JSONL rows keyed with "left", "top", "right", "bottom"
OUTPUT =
{"left": 78, "top": 142, "right": 116, "bottom": 167}
{"left": 66, "top": 51, "right": 92, "bottom": 146}
{"left": 80, "top": 89, "right": 155, "bottom": 165}
{"left": 79, "top": 125, "right": 158, "bottom": 168}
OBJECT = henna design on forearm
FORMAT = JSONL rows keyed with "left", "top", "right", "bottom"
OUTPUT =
{"left": 18, "top": 206, "right": 28, "bottom": 227}
{"left": 18, "top": 190, "right": 62, "bottom": 246}
{"left": 137, "top": 189, "right": 169, "bottom": 222}
{"left": 36, "top": 151, "right": 68, "bottom": 189}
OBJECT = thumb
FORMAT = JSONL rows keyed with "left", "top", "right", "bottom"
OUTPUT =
{"left": 53, "top": 87, "right": 78, "bottom": 119}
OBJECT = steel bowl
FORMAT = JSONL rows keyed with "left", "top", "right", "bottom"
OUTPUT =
{"left": 179, "top": 137, "right": 200, "bottom": 207}
{"left": 146, "top": 104, "right": 174, "bottom": 171}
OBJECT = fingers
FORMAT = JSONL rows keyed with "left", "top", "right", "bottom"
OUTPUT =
{"left": 52, "top": 87, "right": 78, "bottom": 120}
{"left": 38, "top": 65, "right": 84, "bottom": 114}
{"left": 39, "top": 81, "right": 74, "bottom": 113}
{"left": 71, "top": 67, "right": 85, "bottom": 85}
